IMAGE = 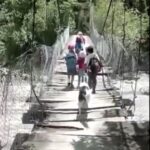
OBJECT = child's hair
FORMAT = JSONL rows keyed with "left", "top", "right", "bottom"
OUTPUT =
{"left": 68, "top": 44, "right": 74, "bottom": 50}
{"left": 68, "top": 45, "right": 75, "bottom": 52}
{"left": 86, "top": 46, "right": 94, "bottom": 53}
{"left": 78, "top": 31, "right": 83, "bottom": 35}
{"left": 76, "top": 36, "right": 82, "bottom": 43}
{"left": 79, "top": 51, "right": 86, "bottom": 58}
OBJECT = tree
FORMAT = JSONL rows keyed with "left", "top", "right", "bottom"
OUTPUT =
{"left": 0, "top": 0, "right": 76, "bottom": 64}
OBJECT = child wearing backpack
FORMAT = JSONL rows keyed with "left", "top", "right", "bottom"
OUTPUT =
{"left": 65, "top": 45, "right": 77, "bottom": 88}
{"left": 75, "top": 36, "right": 83, "bottom": 54}
{"left": 75, "top": 31, "right": 85, "bottom": 55}
{"left": 85, "top": 46, "right": 102, "bottom": 94}
{"left": 77, "top": 51, "right": 86, "bottom": 88}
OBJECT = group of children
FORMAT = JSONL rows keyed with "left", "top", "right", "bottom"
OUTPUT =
{"left": 64, "top": 32, "right": 102, "bottom": 94}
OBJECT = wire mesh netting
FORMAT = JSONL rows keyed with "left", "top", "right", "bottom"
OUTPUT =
{"left": 0, "top": 27, "right": 69, "bottom": 150}
{"left": 89, "top": 3, "right": 141, "bottom": 117}
{"left": 0, "top": 68, "right": 31, "bottom": 150}
{"left": 89, "top": 4, "right": 137, "bottom": 75}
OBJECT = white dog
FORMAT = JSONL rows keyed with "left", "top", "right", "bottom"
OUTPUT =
{"left": 78, "top": 82, "right": 91, "bottom": 115}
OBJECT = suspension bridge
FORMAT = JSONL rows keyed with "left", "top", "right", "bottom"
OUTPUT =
{"left": 0, "top": 1, "right": 149, "bottom": 150}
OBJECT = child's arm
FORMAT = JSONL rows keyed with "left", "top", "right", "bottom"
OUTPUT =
{"left": 83, "top": 37, "right": 85, "bottom": 44}
{"left": 84, "top": 63, "right": 88, "bottom": 73}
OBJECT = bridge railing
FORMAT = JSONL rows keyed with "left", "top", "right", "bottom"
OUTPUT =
{"left": 31, "top": 27, "right": 69, "bottom": 96}
{"left": 89, "top": 3, "right": 139, "bottom": 117}
{"left": 0, "top": 27, "right": 70, "bottom": 149}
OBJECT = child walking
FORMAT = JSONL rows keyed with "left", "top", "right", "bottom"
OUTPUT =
{"left": 75, "top": 31, "right": 85, "bottom": 55}
{"left": 65, "top": 45, "right": 77, "bottom": 88}
{"left": 77, "top": 51, "right": 86, "bottom": 88}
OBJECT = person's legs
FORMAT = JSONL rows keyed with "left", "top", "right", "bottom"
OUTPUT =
{"left": 80, "top": 69, "right": 85, "bottom": 83}
{"left": 78, "top": 69, "right": 81, "bottom": 87}
{"left": 78, "top": 69, "right": 85, "bottom": 88}
{"left": 81, "top": 70, "right": 85, "bottom": 83}
{"left": 67, "top": 75, "right": 71, "bottom": 86}
{"left": 84, "top": 73, "right": 88, "bottom": 83}
{"left": 67, "top": 67, "right": 71, "bottom": 86}
{"left": 81, "top": 74, "right": 84, "bottom": 82}
{"left": 88, "top": 73, "right": 92, "bottom": 89}
{"left": 78, "top": 74, "right": 81, "bottom": 87}
{"left": 68, "top": 67, "right": 76, "bottom": 88}
{"left": 92, "top": 74, "right": 97, "bottom": 94}
{"left": 71, "top": 75, "right": 74, "bottom": 88}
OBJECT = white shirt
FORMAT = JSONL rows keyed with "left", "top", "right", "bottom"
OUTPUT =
{"left": 85, "top": 53, "right": 99, "bottom": 66}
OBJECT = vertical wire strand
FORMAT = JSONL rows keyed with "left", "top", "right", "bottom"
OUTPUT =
{"left": 102, "top": 0, "right": 113, "bottom": 34}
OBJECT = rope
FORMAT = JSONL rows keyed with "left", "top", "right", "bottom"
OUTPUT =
{"left": 122, "top": 2, "right": 126, "bottom": 46}
{"left": 56, "top": 0, "right": 61, "bottom": 30}
{"left": 101, "top": 0, "right": 113, "bottom": 34}
{"left": 32, "top": 0, "right": 36, "bottom": 45}
{"left": 90, "top": 0, "right": 142, "bottom": 118}
{"left": 111, "top": 1, "right": 115, "bottom": 47}
{"left": 101, "top": 2, "right": 123, "bottom": 99}
{"left": 30, "top": 0, "right": 44, "bottom": 114}
{"left": 128, "top": 10, "right": 142, "bottom": 112}
{"left": 44, "top": 0, "right": 47, "bottom": 44}
{"left": 121, "top": 0, "right": 143, "bottom": 115}
{"left": 119, "top": 0, "right": 126, "bottom": 110}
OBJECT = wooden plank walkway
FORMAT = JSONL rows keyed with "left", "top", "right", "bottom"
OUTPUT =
{"left": 13, "top": 58, "right": 149, "bottom": 150}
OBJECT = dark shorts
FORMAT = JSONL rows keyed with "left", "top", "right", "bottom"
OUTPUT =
{"left": 78, "top": 69, "right": 85, "bottom": 76}
{"left": 67, "top": 68, "right": 76, "bottom": 75}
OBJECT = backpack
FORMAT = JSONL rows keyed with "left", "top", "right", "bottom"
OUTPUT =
{"left": 75, "top": 43, "right": 83, "bottom": 54}
{"left": 65, "top": 53, "right": 76, "bottom": 69}
{"left": 88, "top": 57, "right": 102, "bottom": 73}
{"left": 76, "top": 36, "right": 82, "bottom": 43}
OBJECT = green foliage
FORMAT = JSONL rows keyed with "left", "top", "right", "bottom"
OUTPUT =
{"left": 0, "top": 0, "right": 77, "bottom": 64}
{"left": 0, "top": 0, "right": 148, "bottom": 66}
{"left": 94, "top": 0, "right": 149, "bottom": 56}
{"left": 94, "top": 0, "right": 149, "bottom": 38}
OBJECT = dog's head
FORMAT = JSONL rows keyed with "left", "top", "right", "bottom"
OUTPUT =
{"left": 79, "top": 82, "right": 89, "bottom": 90}
{"left": 79, "top": 82, "right": 91, "bottom": 99}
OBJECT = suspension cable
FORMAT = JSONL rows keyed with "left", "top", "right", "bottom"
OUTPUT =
{"left": 120, "top": 0, "right": 126, "bottom": 99}
{"left": 30, "top": 0, "right": 44, "bottom": 110}
{"left": 128, "top": 8, "right": 143, "bottom": 112}
{"left": 44, "top": 0, "right": 47, "bottom": 44}
{"left": 123, "top": 7, "right": 126, "bottom": 45}
{"left": 120, "top": 1, "right": 135, "bottom": 116}
{"left": 32, "top": 0, "right": 36, "bottom": 45}
{"left": 101, "top": 0, "right": 116, "bottom": 97}
{"left": 56, "top": 0, "right": 61, "bottom": 30}
{"left": 111, "top": 1, "right": 115, "bottom": 46}
{"left": 101, "top": 0, "right": 113, "bottom": 34}
{"left": 137, "top": 10, "right": 142, "bottom": 75}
